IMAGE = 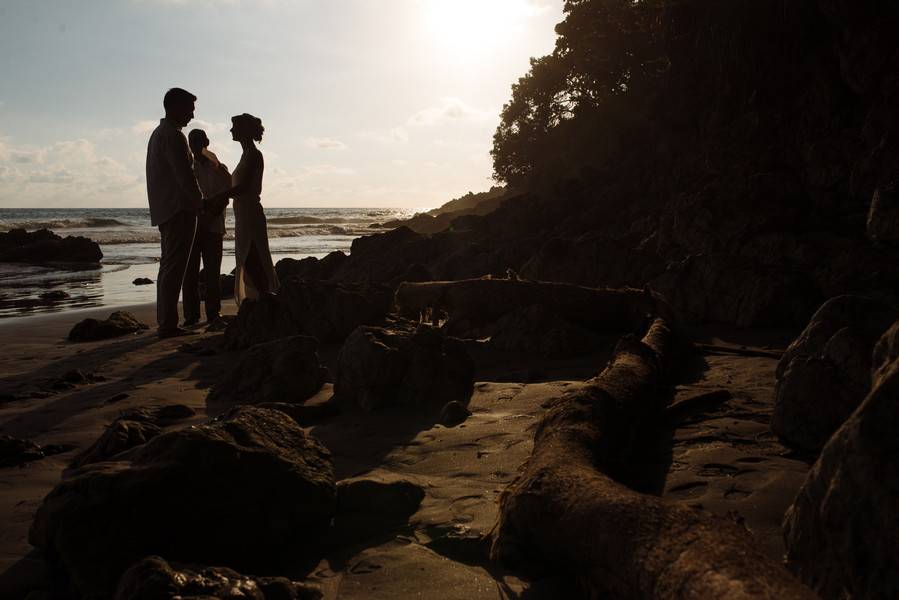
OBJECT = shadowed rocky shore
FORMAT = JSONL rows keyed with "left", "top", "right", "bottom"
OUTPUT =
{"left": 3, "top": 0, "right": 899, "bottom": 598}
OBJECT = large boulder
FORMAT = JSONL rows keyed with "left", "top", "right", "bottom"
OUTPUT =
{"left": 334, "top": 324, "right": 474, "bottom": 412}
{"left": 772, "top": 295, "right": 898, "bottom": 452}
{"left": 114, "top": 556, "right": 322, "bottom": 600}
{"left": 68, "top": 311, "right": 149, "bottom": 342}
{"left": 0, "top": 228, "right": 102, "bottom": 264}
{"left": 224, "top": 278, "right": 392, "bottom": 349}
{"left": 29, "top": 406, "right": 336, "bottom": 597}
{"left": 208, "top": 336, "right": 329, "bottom": 406}
{"left": 783, "top": 319, "right": 899, "bottom": 599}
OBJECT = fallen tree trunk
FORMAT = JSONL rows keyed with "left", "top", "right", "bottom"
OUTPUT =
{"left": 395, "top": 279, "right": 671, "bottom": 333}
{"left": 491, "top": 318, "right": 816, "bottom": 599}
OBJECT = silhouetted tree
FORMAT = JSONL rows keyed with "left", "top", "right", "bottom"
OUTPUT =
{"left": 492, "top": 0, "right": 666, "bottom": 187}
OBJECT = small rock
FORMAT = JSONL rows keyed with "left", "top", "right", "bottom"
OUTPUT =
{"left": 68, "top": 311, "right": 149, "bottom": 342}
{"left": 39, "top": 290, "right": 69, "bottom": 300}
{"left": 439, "top": 401, "right": 471, "bottom": 426}
{"left": 334, "top": 324, "right": 474, "bottom": 412}
{"left": 132, "top": 277, "right": 153, "bottom": 286}
{"left": 0, "top": 435, "right": 45, "bottom": 468}
{"left": 114, "top": 556, "right": 323, "bottom": 600}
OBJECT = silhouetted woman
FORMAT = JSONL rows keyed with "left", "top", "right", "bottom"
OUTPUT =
{"left": 212, "top": 113, "right": 278, "bottom": 304}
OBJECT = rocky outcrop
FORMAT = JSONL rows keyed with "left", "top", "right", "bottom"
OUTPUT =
{"left": 650, "top": 253, "right": 821, "bottom": 328}
{"left": 489, "top": 303, "right": 604, "bottom": 358}
{"left": 224, "top": 278, "right": 392, "bottom": 349}
{"left": 29, "top": 406, "right": 336, "bottom": 597}
{"left": 69, "top": 405, "right": 195, "bottom": 469}
{"left": 334, "top": 324, "right": 474, "bottom": 412}
{"left": 276, "top": 251, "right": 347, "bottom": 282}
{"left": 0, "top": 228, "right": 102, "bottom": 264}
{"left": 114, "top": 556, "right": 322, "bottom": 600}
{"left": 783, "top": 319, "right": 899, "bottom": 599}
{"left": 208, "top": 336, "right": 329, "bottom": 406}
{"left": 68, "top": 311, "right": 149, "bottom": 342}
{"left": 772, "top": 295, "right": 898, "bottom": 452}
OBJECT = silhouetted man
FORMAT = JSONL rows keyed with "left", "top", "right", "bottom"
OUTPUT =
{"left": 146, "top": 87, "right": 203, "bottom": 338}
{"left": 183, "top": 129, "right": 231, "bottom": 325}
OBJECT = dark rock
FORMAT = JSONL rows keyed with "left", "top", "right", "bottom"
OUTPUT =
{"left": 208, "top": 336, "right": 329, "bottom": 406}
{"left": 114, "top": 556, "right": 322, "bottom": 600}
{"left": 276, "top": 251, "right": 347, "bottom": 283}
{"left": 649, "top": 253, "right": 821, "bottom": 328}
{"left": 224, "top": 278, "right": 392, "bottom": 349}
{"left": 120, "top": 404, "right": 196, "bottom": 425}
{"left": 329, "top": 475, "right": 425, "bottom": 545}
{"left": 783, "top": 319, "right": 899, "bottom": 599}
{"left": 69, "top": 405, "right": 196, "bottom": 469}
{"left": 489, "top": 304, "right": 604, "bottom": 359}
{"left": 773, "top": 295, "right": 898, "bottom": 452}
{"left": 132, "top": 277, "right": 153, "bottom": 286}
{"left": 334, "top": 324, "right": 474, "bottom": 412}
{"left": 29, "top": 406, "right": 336, "bottom": 597}
{"left": 256, "top": 401, "right": 341, "bottom": 426}
{"left": 276, "top": 256, "right": 320, "bottom": 282}
{"left": 38, "top": 291, "right": 69, "bottom": 300}
{"left": 520, "top": 234, "right": 664, "bottom": 289}
{"left": 439, "top": 400, "right": 471, "bottom": 426}
{"left": 868, "top": 185, "right": 899, "bottom": 245}
{"left": 0, "top": 228, "right": 102, "bottom": 264}
{"left": 68, "top": 311, "right": 149, "bottom": 342}
{"left": 0, "top": 435, "right": 45, "bottom": 468}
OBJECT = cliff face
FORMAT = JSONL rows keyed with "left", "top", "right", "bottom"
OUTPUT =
{"left": 332, "top": 0, "right": 899, "bottom": 328}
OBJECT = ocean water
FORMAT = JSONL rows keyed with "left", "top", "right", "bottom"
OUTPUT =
{"left": 0, "top": 207, "right": 418, "bottom": 320}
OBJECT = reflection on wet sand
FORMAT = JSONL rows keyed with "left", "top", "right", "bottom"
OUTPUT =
{"left": 0, "top": 263, "right": 105, "bottom": 318}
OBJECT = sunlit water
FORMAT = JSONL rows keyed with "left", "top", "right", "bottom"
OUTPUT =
{"left": 0, "top": 207, "right": 419, "bottom": 320}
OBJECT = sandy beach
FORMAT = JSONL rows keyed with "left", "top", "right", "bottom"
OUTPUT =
{"left": 0, "top": 300, "right": 812, "bottom": 598}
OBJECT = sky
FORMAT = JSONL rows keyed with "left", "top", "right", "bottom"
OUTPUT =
{"left": 0, "top": 0, "right": 564, "bottom": 209}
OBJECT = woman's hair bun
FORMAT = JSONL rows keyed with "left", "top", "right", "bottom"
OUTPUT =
{"left": 232, "top": 113, "right": 264, "bottom": 142}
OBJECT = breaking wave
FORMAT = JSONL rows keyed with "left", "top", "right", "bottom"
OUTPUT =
{"left": 0, "top": 217, "right": 130, "bottom": 230}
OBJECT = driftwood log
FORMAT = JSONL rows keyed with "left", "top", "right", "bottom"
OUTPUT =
{"left": 395, "top": 279, "right": 670, "bottom": 333}
{"left": 490, "top": 317, "right": 816, "bottom": 599}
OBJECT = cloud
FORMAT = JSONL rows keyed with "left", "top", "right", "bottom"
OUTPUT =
{"left": 359, "top": 127, "right": 410, "bottom": 145}
{"left": 0, "top": 134, "right": 143, "bottom": 205}
{"left": 305, "top": 136, "right": 348, "bottom": 151}
{"left": 131, "top": 120, "right": 158, "bottom": 136}
{"left": 362, "top": 98, "right": 494, "bottom": 146}
{"left": 407, "top": 97, "right": 493, "bottom": 127}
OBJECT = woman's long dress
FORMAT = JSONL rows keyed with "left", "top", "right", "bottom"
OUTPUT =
{"left": 232, "top": 148, "right": 278, "bottom": 305}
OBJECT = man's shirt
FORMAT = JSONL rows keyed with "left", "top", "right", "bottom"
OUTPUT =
{"left": 146, "top": 118, "right": 203, "bottom": 226}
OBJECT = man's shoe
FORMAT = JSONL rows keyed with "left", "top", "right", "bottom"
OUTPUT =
{"left": 183, "top": 318, "right": 200, "bottom": 327}
{"left": 158, "top": 327, "right": 193, "bottom": 339}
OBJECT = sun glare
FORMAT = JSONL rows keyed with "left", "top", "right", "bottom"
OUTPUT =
{"left": 423, "top": 0, "right": 543, "bottom": 60}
